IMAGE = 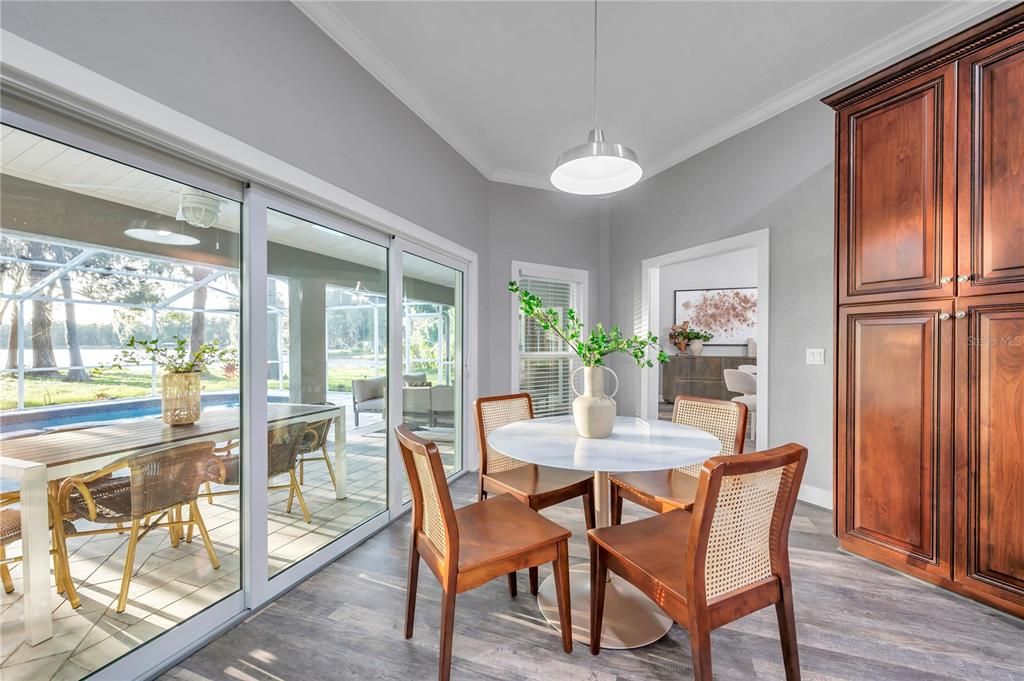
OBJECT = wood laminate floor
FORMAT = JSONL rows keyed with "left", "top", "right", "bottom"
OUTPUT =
{"left": 164, "top": 476, "right": 1024, "bottom": 681}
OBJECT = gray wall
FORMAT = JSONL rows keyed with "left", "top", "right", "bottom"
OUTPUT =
{"left": 608, "top": 99, "right": 835, "bottom": 500}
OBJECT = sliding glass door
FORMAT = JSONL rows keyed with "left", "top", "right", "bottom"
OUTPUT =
{"left": 399, "top": 250, "right": 465, "bottom": 503}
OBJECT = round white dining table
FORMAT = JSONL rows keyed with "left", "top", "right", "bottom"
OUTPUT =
{"left": 487, "top": 415, "right": 722, "bottom": 649}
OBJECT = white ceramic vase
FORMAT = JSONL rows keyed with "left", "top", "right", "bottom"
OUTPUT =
{"left": 689, "top": 339, "right": 705, "bottom": 356}
{"left": 571, "top": 366, "right": 618, "bottom": 438}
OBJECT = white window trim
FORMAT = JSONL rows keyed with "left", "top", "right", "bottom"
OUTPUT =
{"left": 510, "top": 260, "right": 589, "bottom": 397}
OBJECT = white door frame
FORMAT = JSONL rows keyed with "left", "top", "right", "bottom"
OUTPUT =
{"left": 639, "top": 229, "right": 770, "bottom": 450}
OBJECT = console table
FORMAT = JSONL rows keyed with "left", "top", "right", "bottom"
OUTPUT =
{"left": 661, "top": 355, "right": 756, "bottom": 403}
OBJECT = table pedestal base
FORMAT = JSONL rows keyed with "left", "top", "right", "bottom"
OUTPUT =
{"left": 536, "top": 564, "right": 673, "bottom": 649}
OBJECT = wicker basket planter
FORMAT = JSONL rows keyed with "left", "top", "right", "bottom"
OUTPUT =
{"left": 162, "top": 371, "right": 202, "bottom": 425}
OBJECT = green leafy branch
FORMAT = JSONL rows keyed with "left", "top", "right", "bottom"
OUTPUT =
{"left": 94, "top": 336, "right": 237, "bottom": 376}
{"left": 509, "top": 281, "right": 668, "bottom": 369}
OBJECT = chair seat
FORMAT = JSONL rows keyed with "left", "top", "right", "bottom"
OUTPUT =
{"left": 67, "top": 476, "right": 133, "bottom": 524}
{"left": 484, "top": 464, "right": 592, "bottom": 501}
{"left": 611, "top": 469, "right": 700, "bottom": 513}
{"left": 588, "top": 509, "right": 693, "bottom": 603}
{"left": 732, "top": 395, "right": 756, "bottom": 411}
{"left": 455, "top": 495, "right": 571, "bottom": 572}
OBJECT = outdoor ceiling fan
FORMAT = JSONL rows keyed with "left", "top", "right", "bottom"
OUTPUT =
{"left": 62, "top": 183, "right": 222, "bottom": 229}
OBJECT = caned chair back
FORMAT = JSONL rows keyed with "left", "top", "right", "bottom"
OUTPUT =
{"left": 395, "top": 425, "right": 458, "bottom": 562}
{"left": 671, "top": 396, "right": 748, "bottom": 476}
{"left": 301, "top": 403, "right": 335, "bottom": 453}
{"left": 686, "top": 444, "right": 806, "bottom": 603}
{"left": 127, "top": 441, "right": 218, "bottom": 519}
{"left": 268, "top": 422, "right": 308, "bottom": 478}
{"left": 475, "top": 393, "right": 533, "bottom": 475}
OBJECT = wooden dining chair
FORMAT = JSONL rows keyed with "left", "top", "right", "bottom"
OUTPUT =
{"left": 396, "top": 425, "right": 573, "bottom": 681}
{"left": 57, "top": 441, "right": 222, "bottom": 613}
{"left": 475, "top": 393, "right": 594, "bottom": 595}
{"left": 0, "top": 491, "right": 81, "bottom": 609}
{"left": 609, "top": 395, "right": 747, "bottom": 524}
{"left": 589, "top": 443, "right": 807, "bottom": 681}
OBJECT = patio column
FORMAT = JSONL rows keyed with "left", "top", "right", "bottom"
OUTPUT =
{"left": 288, "top": 278, "right": 328, "bottom": 404}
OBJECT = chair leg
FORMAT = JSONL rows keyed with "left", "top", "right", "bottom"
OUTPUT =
{"left": 116, "top": 520, "right": 142, "bottom": 613}
{"left": 405, "top": 541, "right": 420, "bottom": 639}
{"left": 0, "top": 545, "right": 14, "bottom": 594}
{"left": 688, "top": 614, "right": 714, "bottom": 681}
{"left": 52, "top": 517, "right": 80, "bottom": 609}
{"left": 776, "top": 584, "right": 801, "bottom": 681}
{"left": 610, "top": 485, "right": 623, "bottom": 526}
{"left": 529, "top": 566, "right": 539, "bottom": 595}
{"left": 189, "top": 501, "right": 221, "bottom": 569}
{"left": 289, "top": 470, "right": 312, "bottom": 523}
{"left": 506, "top": 572, "right": 517, "bottom": 597}
{"left": 590, "top": 541, "right": 607, "bottom": 655}
{"left": 205, "top": 481, "right": 214, "bottom": 505}
{"left": 552, "top": 540, "right": 572, "bottom": 653}
{"left": 286, "top": 478, "right": 296, "bottom": 513}
{"left": 183, "top": 504, "right": 194, "bottom": 543}
{"left": 169, "top": 506, "right": 180, "bottom": 548}
{"left": 583, "top": 490, "right": 596, "bottom": 530}
{"left": 322, "top": 444, "right": 338, "bottom": 490}
{"left": 438, "top": 587, "right": 457, "bottom": 681}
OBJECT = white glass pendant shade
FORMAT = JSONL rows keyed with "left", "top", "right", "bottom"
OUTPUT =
{"left": 551, "top": 128, "right": 642, "bottom": 195}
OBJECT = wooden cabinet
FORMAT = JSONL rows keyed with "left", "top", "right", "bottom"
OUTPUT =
{"left": 954, "top": 293, "right": 1024, "bottom": 615}
{"left": 827, "top": 6, "right": 1024, "bottom": 618}
{"left": 837, "top": 65, "right": 956, "bottom": 304}
{"left": 660, "top": 356, "right": 754, "bottom": 403}
{"left": 957, "top": 32, "right": 1024, "bottom": 297}
{"left": 837, "top": 301, "right": 952, "bottom": 577}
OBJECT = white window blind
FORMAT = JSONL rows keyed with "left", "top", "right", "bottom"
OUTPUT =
{"left": 515, "top": 271, "right": 585, "bottom": 418}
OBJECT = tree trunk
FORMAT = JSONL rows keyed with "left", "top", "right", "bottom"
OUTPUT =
{"left": 59, "top": 252, "right": 89, "bottom": 382}
{"left": 189, "top": 267, "right": 210, "bottom": 360}
{"left": 28, "top": 243, "right": 59, "bottom": 378}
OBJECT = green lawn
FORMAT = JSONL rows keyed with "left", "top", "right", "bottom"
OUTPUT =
{"left": 0, "top": 370, "right": 239, "bottom": 411}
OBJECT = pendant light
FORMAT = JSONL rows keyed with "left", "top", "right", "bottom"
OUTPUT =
{"left": 551, "top": 0, "right": 641, "bottom": 195}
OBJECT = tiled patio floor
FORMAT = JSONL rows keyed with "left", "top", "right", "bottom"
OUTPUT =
{"left": 0, "top": 424, "right": 457, "bottom": 681}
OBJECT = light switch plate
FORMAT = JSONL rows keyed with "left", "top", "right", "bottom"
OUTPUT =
{"left": 806, "top": 348, "right": 825, "bottom": 365}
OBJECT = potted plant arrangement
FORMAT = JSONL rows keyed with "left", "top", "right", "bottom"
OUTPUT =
{"left": 510, "top": 281, "right": 667, "bottom": 438}
{"left": 668, "top": 323, "right": 713, "bottom": 356}
{"left": 98, "top": 336, "right": 237, "bottom": 425}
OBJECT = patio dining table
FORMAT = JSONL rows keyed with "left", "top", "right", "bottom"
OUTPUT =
{"left": 0, "top": 402, "right": 345, "bottom": 645}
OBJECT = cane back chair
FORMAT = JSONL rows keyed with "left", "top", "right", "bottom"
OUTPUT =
{"left": 589, "top": 444, "right": 807, "bottom": 681}
{"left": 0, "top": 491, "right": 81, "bottom": 608}
{"left": 610, "top": 395, "right": 747, "bottom": 523}
{"left": 295, "top": 403, "right": 337, "bottom": 490}
{"left": 475, "top": 393, "right": 594, "bottom": 596}
{"left": 396, "top": 425, "right": 573, "bottom": 681}
{"left": 57, "top": 441, "right": 221, "bottom": 613}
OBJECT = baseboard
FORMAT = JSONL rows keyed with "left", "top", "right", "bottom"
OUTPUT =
{"left": 798, "top": 483, "right": 833, "bottom": 510}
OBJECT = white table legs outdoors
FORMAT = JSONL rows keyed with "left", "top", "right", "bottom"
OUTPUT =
{"left": 536, "top": 470, "right": 673, "bottom": 649}
{"left": 334, "top": 410, "right": 347, "bottom": 500}
{"left": 0, "top": 458, "right": 53, "bottom": 644}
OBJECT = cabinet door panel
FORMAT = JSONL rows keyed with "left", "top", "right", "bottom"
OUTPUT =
{"left": 958, "top": 34, "right": 1024, "bottom": 296}
{"left": 838, "top": 65, "right": 956, "bottom": 303}
{"left": 837, "top": 301, "right": 953, "bottom": 576}
{"left": 955, "top": 293, "right": 1024, "bottom": 608}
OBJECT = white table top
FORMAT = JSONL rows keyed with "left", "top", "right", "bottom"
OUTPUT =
{"left": 487, "top": 415, "right": 722, "bottom": 473}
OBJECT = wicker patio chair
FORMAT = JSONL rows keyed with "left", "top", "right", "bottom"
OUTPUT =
{"left": 296, "top": 404, "right": 337, "bottom": 490}
{"left": 589, "top": 444, "right": 808, "bottom": 681}
{"left": 0, "top": 491, "right": 81, "bottom": 609}
{"left": 204, "top": 422, "right": 312, "bottom": 523}
{"left": 56, "top": 441, "right": 221, "bottom": 613}
{"left": 609, "top": 395, "right": 747, "bottom": 524}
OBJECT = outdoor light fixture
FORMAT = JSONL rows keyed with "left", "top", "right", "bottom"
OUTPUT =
{"left": 124, "top": 220, "right": 200, "bottom": 246}
{"left": 551, "top": 0, "right": 641, "bottom": 195}
{"left": 176, "top": 192, "right": 221, "bottom": 229}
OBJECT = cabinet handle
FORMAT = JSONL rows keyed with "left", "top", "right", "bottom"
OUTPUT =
{"left": 939, "top": 312, "right": 951, "bottom": 320}
{"left": 955, "top": 311, "right": 966, "bottom": 319}
{"left": 940, "top": 276, "right": 953, "bottom": 285}
{"left": 957, "top": 274, "right": 971, "bottom": 283}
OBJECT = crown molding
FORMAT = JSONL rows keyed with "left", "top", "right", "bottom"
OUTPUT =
{"left": 296, "top": 0, "right": 1011, "bottom": 192}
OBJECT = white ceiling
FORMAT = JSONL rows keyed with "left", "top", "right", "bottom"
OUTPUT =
{"left": 297, "top": 1, "right": 1006, "bottom": 190}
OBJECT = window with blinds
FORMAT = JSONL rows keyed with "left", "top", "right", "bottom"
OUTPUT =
{"left": 516, "top": 274, "right": 583, "bottom": 418}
